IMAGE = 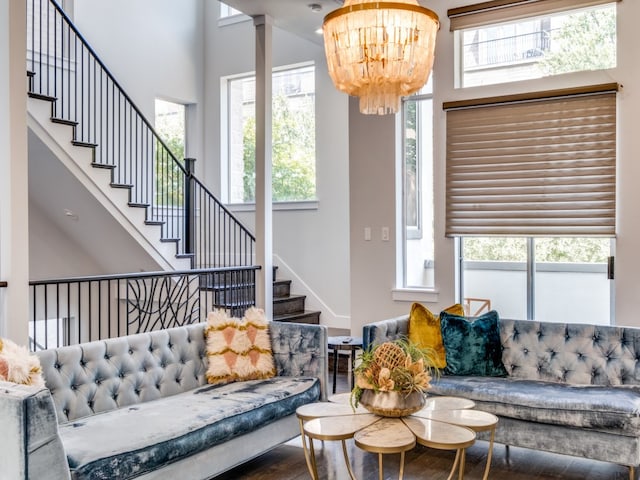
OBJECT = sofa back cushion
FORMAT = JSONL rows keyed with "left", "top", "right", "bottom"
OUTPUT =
{"left": 500, "top": 319, "right": 640, "bottom": 386}
{"left": 37, "top": 323, "right": 208, "bottom": 423}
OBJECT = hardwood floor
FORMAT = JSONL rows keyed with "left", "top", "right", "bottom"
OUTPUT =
{"left": 215, "top": 371, "right": 631, "bottom": 480}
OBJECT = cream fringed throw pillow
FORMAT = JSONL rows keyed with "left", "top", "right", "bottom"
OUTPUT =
{"left": 205, "top": 307, "right": 276, "bottom": 385}
{"left": 0, "top": 337, "right": 45, "bottom": 388}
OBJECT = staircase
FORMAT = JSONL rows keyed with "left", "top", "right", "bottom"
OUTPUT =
{"left": 272, "top": 271, "right": 321, "bottom": 324}
{"left": 208, "top": 267, "right": 320, "bottom": 323}
{"left": 25, "top": 0, "right": 321, "bottom": 325}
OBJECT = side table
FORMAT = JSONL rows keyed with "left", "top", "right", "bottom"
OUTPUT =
{"left": 327, "top": 336, "right": 362, "bottom": 394}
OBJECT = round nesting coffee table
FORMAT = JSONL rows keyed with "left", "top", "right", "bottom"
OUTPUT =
{"left": 413, "top": 408, "right": 499, "bottom": 480}
{"left": 296, "top": 395, "right": 496, "bottom": 480}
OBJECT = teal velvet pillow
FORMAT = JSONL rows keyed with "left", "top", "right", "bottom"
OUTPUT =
{"left": 440, "top": 310, "right": 508, "bottom": 377}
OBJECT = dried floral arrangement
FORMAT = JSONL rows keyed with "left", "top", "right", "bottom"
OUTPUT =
{"left": 351, "top": 339, "right": 438, "bottom": 409}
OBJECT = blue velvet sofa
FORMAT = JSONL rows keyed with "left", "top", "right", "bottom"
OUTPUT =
{"left": 0, "top": 321, "right": 328, "bottom": 480}
{"left": 363, "top": 315, "right": 640, "bottom": 479}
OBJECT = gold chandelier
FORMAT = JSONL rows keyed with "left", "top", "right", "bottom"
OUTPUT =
{"left": 323, "top": 0, "right": 439, "bottom": 115}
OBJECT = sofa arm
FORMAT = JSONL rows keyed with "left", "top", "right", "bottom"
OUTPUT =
{"left": 0, "top": 381, "right": 70, "bottom": 480}
{"left": 362, "top": 315, "right": 410, "bottom": 350}
{"left": 270, "top": 322, "right": 329, "bottom": 401}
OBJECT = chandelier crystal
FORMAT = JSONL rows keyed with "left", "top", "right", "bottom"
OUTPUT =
{"left": 323, "top": 0, "right": 439, "bottom": 115}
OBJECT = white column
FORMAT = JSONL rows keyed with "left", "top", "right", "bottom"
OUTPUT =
{"left": 254, "top": 15, "right": 273, "bottom": 319}
{"left": 0, "top": 0, "right": 29, "bottom": 342}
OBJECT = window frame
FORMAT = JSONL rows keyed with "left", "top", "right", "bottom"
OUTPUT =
{"left": 451, "top": 0, "right": 619, "bottom": 88}
{"left": 221, "top": 62, "right": 317, "bottom": 207}
{"left": 397, "top": 85, "right": 436, "bottom": 292}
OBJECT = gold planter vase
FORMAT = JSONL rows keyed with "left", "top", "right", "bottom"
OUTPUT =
{"left": 359, "top": 389, "right": 426, "bottom": 417}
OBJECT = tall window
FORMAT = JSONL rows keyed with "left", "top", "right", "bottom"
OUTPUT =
{"left": 219, "top": 2, "right": 242, "bottom": 18}
{"left": 225, "top": 64, "right": 316, "bottom": 204}
{"left": 446, "top": 85, "right": 617, "bottom": 324}
{"left": 453, "top": 2, "right": 617, "bottom": 88}
{"left": 155, "top": 99, "right": 186, "bottom": 206}
{"left": 447, "top": 0, "right": 619, "bottom": 324}
{"left": 155, "top": 99, "right": 185, "bottom": 160}
{"left": 460, "top": 238, "right": 613, "bottom": 324}
{"left": 401, "top": 80, "right": 434, "bottom": 289}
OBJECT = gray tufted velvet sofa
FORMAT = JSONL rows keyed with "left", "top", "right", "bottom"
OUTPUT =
{"left": 364, "top": 315, "right": 640, "bottom": 479}
{"left": 0, "top": 320, "right": 328, "bottom": 480}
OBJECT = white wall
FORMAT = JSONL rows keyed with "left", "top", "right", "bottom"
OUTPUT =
{"left": 29, "top": 204, "right": 104, "bottom": 279}
{"left": 0, "top": 0, "right": 29, "bottom": 343}
{"left": 204, "top": 6, "right": 351, "bottom": 329}
{"left": 348, "top": 0, "right": 640, "bottom": 335}
{"left": 73, "top": 0, "right": 205, "bottom": 167}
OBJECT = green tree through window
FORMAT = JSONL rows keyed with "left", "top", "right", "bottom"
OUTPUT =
{"left": 540, "top": 7, "right": 616, "bottom": 75}
{"left": 227, "top": 65, "right": 316, "bottom": 204}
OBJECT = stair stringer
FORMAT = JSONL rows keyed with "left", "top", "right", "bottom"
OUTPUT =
{"left": 27, "top": 96, "right": 191, "bottom": 272}
{"left": 273, "top": 253, "right": 349, "bottom": 329}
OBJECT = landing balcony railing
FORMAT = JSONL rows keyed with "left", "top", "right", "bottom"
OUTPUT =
{"left": 27, "top": 0, "right": 255, "bottom": 269}
{"left": 28, "top": 267, "right": 259, "bottom": 351}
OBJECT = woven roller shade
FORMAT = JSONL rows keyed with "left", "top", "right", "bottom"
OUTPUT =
{"left": 445, "top": 91, "right": 616, "bottom": 237}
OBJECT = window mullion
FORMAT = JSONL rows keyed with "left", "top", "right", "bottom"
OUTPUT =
{"left": 527, "top": 237, "right": 535, "bottom": 320}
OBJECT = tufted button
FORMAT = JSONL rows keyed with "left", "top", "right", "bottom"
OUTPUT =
{"left": 168, "top": 342, "right": 173, "bottom": 349}
{"left": 149, "top": 346, "right": 154, "bottom": 353}
{"left": 129, "top": 349, "right": 134, "bottom": 355}
{"left": 104, "top": 354, "right": 110, "bottom": 360}
{"left": 135, "top": 388, "right": 141, "bottom": 395}
{"left": 112, "top": 393, "right": 118, "bottom": 400}
{"left": 160, "top": 362, "right": 166, "bottom": 368}
{"left": 175, "top": 377, "right": 181, "bottom": 384}
{"left": 80, "top": 360, "right": 87, "bottom": 367}
{"left": 155, "top": 384, "right": 161, "bottom": 390}
{"left": 71, "top": 384, "right": 77, "bottom": 390}
{"left": 63, "top": 408, "right": 69, "bottom": 416}
{"left": 95, "top": 379, "right": 101, "bottom": 385}
{"left": 119, "top": 371, "right": 125, "bottom": 378}
{"left": 88, "top": 400, "right": 94, "bottom": 409}
{"left": 54, "top": 363, "right": 61, "bottom": 370}
{"left": 523, "top": 348, "right": 529, "bottom": 354}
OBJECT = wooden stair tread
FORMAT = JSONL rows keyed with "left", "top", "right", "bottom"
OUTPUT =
{"left": 273, "top": 310, "right": 321, "bottom": 324}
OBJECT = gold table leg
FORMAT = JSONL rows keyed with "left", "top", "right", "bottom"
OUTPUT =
{"left": 446, "top": 449, "right": 461, "bottom": 480}
{"left": 299, "top": 418, "right": 317, "bottom": 480}
{"left": 340, "top": 439, "right": 357, "bottom": 480}
{"left": 459, "top": 449, "right": 466, "bottom": 480}
{"left": 482, "top": 427, "right": 496, "bottom": 480}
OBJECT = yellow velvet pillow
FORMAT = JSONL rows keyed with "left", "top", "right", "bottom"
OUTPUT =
{"left": 408, "top": 302, "right": 465, "bottom": 369}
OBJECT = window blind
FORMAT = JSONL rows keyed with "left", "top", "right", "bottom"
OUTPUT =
{"left": 448, "top": 0, "right": 621, "bottom": 31}
{"left": 445, "top": 86, "right": 617, "bottom": 237}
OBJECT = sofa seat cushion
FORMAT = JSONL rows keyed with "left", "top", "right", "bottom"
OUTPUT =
{"left": 431, "top": 376, "right": 640, "bottom": 435}
{"left": 59, "top": 376, "right": 320, "bottom": 480}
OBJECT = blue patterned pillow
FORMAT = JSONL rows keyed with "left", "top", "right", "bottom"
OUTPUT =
{"left": 440, "top": 310, "right": 507, "bottom": 377}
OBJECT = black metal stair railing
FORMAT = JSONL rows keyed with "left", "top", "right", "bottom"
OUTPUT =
{"left": 28, "top": 267, "right": 260, "bottom": 351}
{"left": 27, "top": 0, "right": 255, "bottom": 269}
